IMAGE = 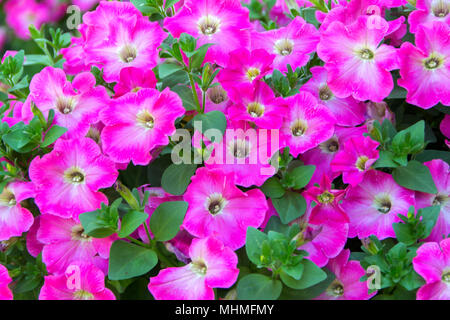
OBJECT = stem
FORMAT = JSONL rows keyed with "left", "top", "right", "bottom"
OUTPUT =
{"left": 126, "top": 236, "right": 151, "bottom": 249}
{"left": 188, "top": 71, "right": 202, "bottom": 113}
{"left": 202, "top": 89, "right": 206, "bottom": 114}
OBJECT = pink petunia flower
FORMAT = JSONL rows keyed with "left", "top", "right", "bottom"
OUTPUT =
{"left": 205, "top": 121, "right": 279, "bottom": 187}
{"left": 148, "top": 237, "right": 239, "bottom": 300}
{"left": 408, "top": 0, "right": 450, "bottom": 33}
{"left": 28, "top": 67, "right": 109, "bottom": 139}
{"left": 315, "top": 249, "right": 377, "bottom": 300}
{"left": 113, "top": 67, "right": 157, "bottom": 98}
{"left": 37, "top": 214, "right": 115, "bottom": 275}
{"left": 317, "top": 15, "right": 398, "bottom": 102}
{"left": 304, "top": 174, "right": 350, "bottom": 224}
{"left": 413, "top": 238, "right": 450, "bottom": 300}
{"left": 0, "top": 264, "right": 12, "bottom": 300}
{"left": 5, "top": 0, "right": 50, "bottom": 39}
{"left": 415, "top": 160, "right": 449, "bottom": 241}
{"left": 397, "top": 21, "right": 450, "bottom": 109}
{"left": 342, "top": 170, "right": 415, "bottom": 239}
{"left": 100, "top": 88, "right": 185, "bottom": 166}
{"left": 251, "top": 17, "right": 319, "bottom": 73}
{"left": 331, "top": 135, "right": 380, "bottom": 186}
{"left": 226, "top": 81, "right": 287, "bottom": 129}
{"left": 39, "top": 261, "right": 115, "bottom": 300}
{"left": 280, "top": 91, "right": 336, "bottom": 157}
{"left": 301, "top": 66, "right": 366, "bottom": 127}
{"left": 0, "top": 182, "right": 35, "bottom": 241}
{"left": 218, "top": 48, "right": 275, "bottom": 95}
{"left": 441, "top": 115, "right": 450, "bottom": 148}
{"left": 26, "top": 216, "right": 44, "bottom": 258}
{"left": 301, "top": 126, "right": 368, "bottom": 187}
{"left": 183, "top": 167, "right": 267, "bottom": 250}
{"left": 164, "top": 0, "right": 252, "bottom": 67}
{"left": 29, "top": 138, "right": 118, "bottom": 220}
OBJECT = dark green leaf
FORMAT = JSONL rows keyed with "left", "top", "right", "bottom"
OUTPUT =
{"left": 149, "top": 201, "right": 188, "bottom": 241}
{"left": 272, "top": 191, "right": 307, "bottom": 224}
{"left": 161, "top": 163, "right": 197, "bottom": 196}
{"left": 393, "top": 160, "right": 438, "bottom": 193}
{"left": 237, "top": 274, "right": 282, "bottom": 300}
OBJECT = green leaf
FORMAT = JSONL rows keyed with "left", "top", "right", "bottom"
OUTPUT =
{"left": 193, "top": 110, "right": 227, "bottom": 141}
{"left": 117, "top": 211, "right": 149, "bottom": 238}
{"left": 415, "top": 150, "right": 450, "bottom": 165}
{"left": 373, "top": 150, "right": 399, "bottom": 168}
{"left": 279, "top": 268, "right": 335, "bottom": 300}
{"left": 190, "top": 43, "right": 215, "bottom": 69}
{"left": 171, "top": 85, "right": 197, "bottom": 111}
{"left": 108, "top": 240, "right": 158, "bottom": 280}
{"left": 393, "top": 160, "right": 438, "bottom": 194}
{"left": 24, "top": 54, "right": 52, "bottom": 66}
{"left": 161, "top": 163, "right": 197, "bottom": 196}
{"left": 260, "top": 177, "right": 285, "bottom": 198}
{"left": 281, "top": 263, "right": 304, "bottom": 280}
{"left": 271, "top": 191, "right": 307, "bottom": 224}
{"left": 391, "top": 120, "right": 425, "bottom": 156}
{"left": 280, "top": 259, "right": 326, "bottom": 290}
{"left": 288, "top": 165, "right": 315, "bottom": 189}
{"left": 245, "top": 227, "right": 269, "bottom": 266}
{"left": 419, "top": 206, "right": 440, "bottom": 239}
{"left": 149, "top": 201, "right": 188, "bottom": 241}
{"left": 393, "top": 221, "right": 415, "bottom": 245}
{"left": 2, "top": 128, "right": 32, "bottom": 151}
{"left": 79, "top": 210, "right": 117, "bottom": 238}
{"left": 41, "top": 125, "right": 67, "bottom": 147}
{"left": 237, "top": 274, "right": 282, "bottom": 300}
{"left": 399, "top": 271, "right": 425, "bottom": 291}
{"left": 159, "top": 63, "right": 184, "bottom": 78}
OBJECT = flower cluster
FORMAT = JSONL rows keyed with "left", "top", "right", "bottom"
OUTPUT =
{"left": 0, "top": 0, "right": 448, "bottom": 301}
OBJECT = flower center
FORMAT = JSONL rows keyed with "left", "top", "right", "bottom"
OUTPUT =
{"left": 290, "top": 119, "right": 308, "bottom": 137}
{"left": 374, "top": 195, "right": 392, "bottom": 214}
{"left": 119, "top": 44, "right": 137, "bottom": 63}
{"left": 207, "top": 86, "right": 227, "bottom": 104}
{"left": 274, "top": 39, "right": 294, "bottom": 56}
{"left": 433, "top": 193, "right": 449, "bottom": 206}
{"left": 73, "top": 290, "right": 94, "bottom": 300}
{"left": 318, "top": 191, "right": 335, "bottom": 204}
{"left": 328, "top": 281, "right": 344, "bottom": 297}
{"left": 355, "top": 156, "right": 370, "bottom": 171}
{"left": 71, "top": 225, "right": 91, "bottom": 241}
{"left": 191, "top": 260, "right": 208, "bottom": 276}
{"left": 64, "top": 167, "right": 86, "bottom": 185}
{"left": 56, "top": 96, "right": 76, "bottom": 114}
{"left": 229, "top": 139, "right": 251, "bottom": 159}
{"left": 358, "top": 48, "right": 375, "bottom": 60}
{"left": 198, "top": 15, "right": 221, "bottom": 36}
{"left": 206, "top": 193, "right": 226, "bottom": 215}
{"left": 319, "top": 85, "right": 333, "bottom": 101}
{"left": 0, "top": 189, "right": 16, "bottom": 207}
{"left": 320, "top": 137, "right": 339, "bottom": 154}
{"left": 442, "top": 271, "right": 450, "bottom": 283}
{"left": 136, "top": 110, "right": 155, "bottom": 129}
{"left": 432, "top": 0, "right": 449, "bottom": 17}
{"left": 246, "top": 67, "right": 261, "bottom": 81}
{"left": 423, "top": 56, "right": 443, "bottom": 70}
{"left": 247, "top": 102, "right": 265, "bottom": 118}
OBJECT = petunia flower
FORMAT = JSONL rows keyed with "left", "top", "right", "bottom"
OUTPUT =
{"left": 148, "top": 237, "right": 239, "bottom": 300}
{"left": 0, "top": 264, "right": 12, "bottom": 300}
{"left": 39, "top": 261, "right": 115, "bottom": 300}
{"left": 341, "top": 170, "right": 415, "bottom": 239}
{"left": 113, "top": 67, "right": 157, "bottom": 98}
{"left": 408, "top": 0, "right": 450, "bottom": 33}
{"left": 100, "top": 88, "right": 185, "bottom": 166}
{"left": 29, "top": 138, "right": 118, "bottom": 220}
{"left": 183, "top": 167, "right": 267, "bottom": 250}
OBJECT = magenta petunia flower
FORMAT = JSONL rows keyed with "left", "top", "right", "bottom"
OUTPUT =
{"left": 0, "top": 264, "right": 12, "bottom": 300}
{"left": 251, "top": 16, "right": 319, "bottom": 73}
{"left": 301, "top": 66, "right": 366, "bottom": 127}
{"left": 441, "top": 115, "right": 450, "bottom": 140}
{"left": 415, "top": 160, "right": 449, "bottom": 242}
{"left": 227, "top": 81, "right": 287, "bottom": 129}
{"left": 218, "top": 48, "right": 275, "bottom": 95}
{"left": 331, "top": 135, "right": 380, "bottom": 186}
{"left": 280, "top": 91, "right": 336, "bottom": 157}
{"left": 317, "top": 16, "right": 398, "bottom": 102}
{"left": 26, "top": 216, "right": 44, "bottom": 258}
{"left": 164, "top": 0, "right": 252, "bottom": 67}
{"left": 37, "top": 214, "right": 115, "bottom": 275}
{"left": 315, "top": 249, "right": 377, "bottom": 300}
{"left": 5, "top": 0, "right": 50, "bottom": 39}
{"left": 148, "top": 237, "right": 239, "bottom": 300}
{"left": 29, "top": 138, "right": 118, "bottom": 220}
{"left": 100, "top": 88, "right": 185, "bottom": 166}
{"left": 39, "top": 261, "right": 115, "bottom": 300}
{"left": 342, "top": 170, "right": 415, "bottom": 239}
{"left": 83, "top": 2, "right": 166, "bottom": 83}
{"left": 397, "top": 21, "right": 450, "bottom": 109}
{"left": 408, "top": 0, "right": 450, "bottom": 33}
{"left": 0, "top": 181, "right": 35, "bottom": 241}
{"left": 29, "top": 67, "right": 109, "bottom": 139}
{"left": 301, "top": 126, "right": 368, "bottom": 187}
{"left": 183, "top": 167, "right": 267, "bottom": 250}
{"left": 413, "top": 238, "right": 450, "bottom": 300}
{"left": 205, "top": 121, "right": 278, "bottom": 187}
{"left": 297, "top": 203, "right": 349, "bottom": 267}
{"left": 113, "top": 67, "right": 157, "bottom": 98}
